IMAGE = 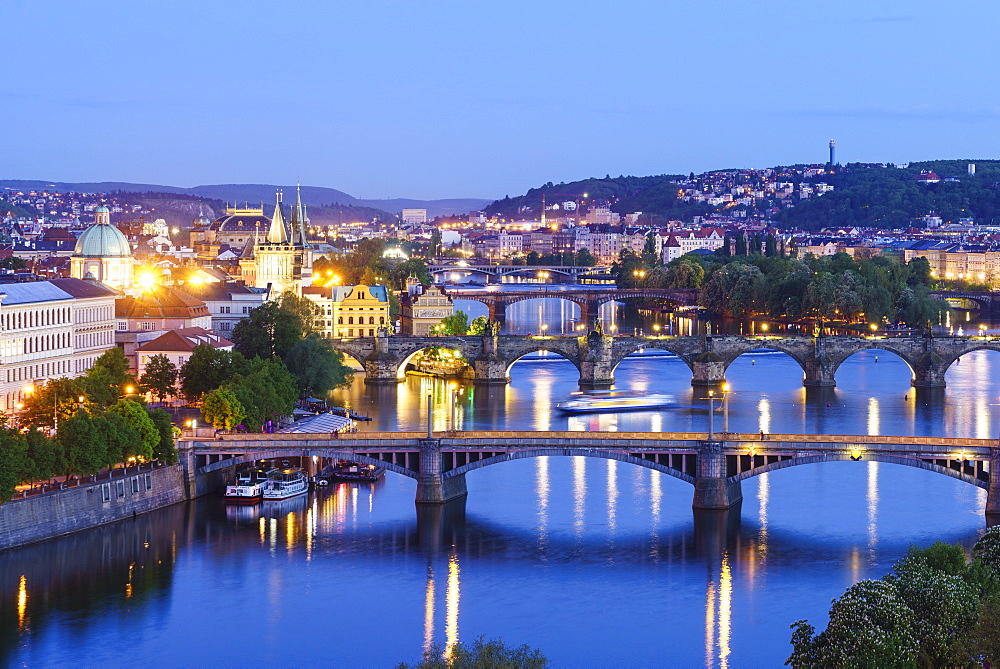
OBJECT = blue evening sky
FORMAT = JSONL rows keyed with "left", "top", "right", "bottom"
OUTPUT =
{"left": 5, "top": 1, "right": 998, "bottom": 200}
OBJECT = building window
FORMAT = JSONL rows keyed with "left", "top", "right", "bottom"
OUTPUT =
{"left": 131, "top": 477, "right": 140, "bottom": 494}
{"left": 102, "top": 483, "right": 111, "bottom": 502}
{"left": 116, "top": 480, "right": 125, "bottom": 497}
{"left": 141, "top": 322, "right": 155, "bottom": 331}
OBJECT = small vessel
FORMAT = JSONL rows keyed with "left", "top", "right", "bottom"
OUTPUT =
{"left": 321, "top": 460, "right": 385, "bottom": 482}
{"left": 223, "top": 467, "right": 268, "bottom": 504}
{"left": 261, "top": 468, "right": 310, "bottom": 500}
{"left": 556, "top": 390, "right": 677, "bottom": 414}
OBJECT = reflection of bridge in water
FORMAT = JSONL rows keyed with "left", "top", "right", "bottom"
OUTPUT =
{"left": 333, "top": 332, "right": 1000, "bottom": 389}
{"left": 183, "top": 431, "right": 1000, "bottom": 524}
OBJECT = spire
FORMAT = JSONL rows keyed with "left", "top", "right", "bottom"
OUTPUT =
{"left": 267, "top": 190, "right": 288, "bottom": 244}
{"left": 292, "top": 184, "right": 311, "bottom": 248}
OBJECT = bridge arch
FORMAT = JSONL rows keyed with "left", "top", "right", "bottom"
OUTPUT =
{"left": 197, "top": 450, "right": 419, "bottom": 479}
{"left": 719, "top": 345, "right": 810, "bottom": 378}
{"left": 729, "top": 453, "right": 987, "bottom": 489}
{"left": 396, "top": 339, "right": 478, "bottom": 380}
{"left": 442, "top": 448, "right": 695, "bottom": 485}
{"left": 502, "top": 345, "right": 582, "bottom": 375}
{"left": 609, "top": 340, "right": 696, "bottom": 373}
{"left": 830, "top": 346, "right": 918, "bottom": 385}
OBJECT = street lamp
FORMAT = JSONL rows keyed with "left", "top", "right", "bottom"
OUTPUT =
{"left": 721, "top": 383, "right": 730, "bottom": 434}
{"left": 707, "top": 389, "right": 716, "bottom": 440}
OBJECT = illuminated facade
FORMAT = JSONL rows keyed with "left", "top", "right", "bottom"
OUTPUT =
{"left": 0, "top": 278, "right": 119, "bottom": 412}
{"left": 400, "top": 280, "right": 454, "bottom": 335}
{"left": 301, "top": 284, "right": 390, "bottom": 338}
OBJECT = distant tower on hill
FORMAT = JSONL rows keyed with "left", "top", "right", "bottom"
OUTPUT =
{"left": 829, "top": 139, "right": 836, "bottom": 165}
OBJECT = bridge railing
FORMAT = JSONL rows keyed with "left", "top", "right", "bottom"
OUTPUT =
{"left": 190, "top": 430, "right": 995, "bottom": 452}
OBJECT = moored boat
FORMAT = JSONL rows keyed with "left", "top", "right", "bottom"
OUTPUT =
{"left": 556, "top": 390, "right": 676, "bottom": 414}
{"left": 223, "top": 467, "right": 268, "bottom": 504}
{"left": 261, "top": 468, "right": 309, "bottom": 500}
{"left": 321, "top": 460, "right": 385, "bottom": 482}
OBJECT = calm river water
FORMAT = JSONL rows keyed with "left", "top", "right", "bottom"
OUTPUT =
{"left": 2, "top": 295, "right": 997, "bottom": 667}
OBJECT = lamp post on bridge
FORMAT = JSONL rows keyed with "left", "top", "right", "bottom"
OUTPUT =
{"left": 707, "top": 390, "right": 716, "bottom": 440}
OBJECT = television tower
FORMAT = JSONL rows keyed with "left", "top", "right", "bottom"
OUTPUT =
{"left": 829, "top": 139, "right": 836, "bottom": 165}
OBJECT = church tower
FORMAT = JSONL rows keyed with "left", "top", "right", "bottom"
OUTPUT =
{"left": 253, "top": 191, "right": 300, "bottom": 295}
{"left": 70, "top": 205, "right": 135, "bottom": 290}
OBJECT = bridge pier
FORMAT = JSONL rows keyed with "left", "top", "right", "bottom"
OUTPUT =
{"left": 473, "top": 334, "right": 510, "bottom": 385}
{"left": 691, "top": 351, "right": 726, "bottom": 387}
{"left": 987, "top": 448, "right": 1000, "bottom": 527}
{"left": 364, "top": 330, "right": 403, "bottom": 385}
{"left": 692, "top": 441, "right": 743, "bottom": 510}
{"left": 911, "top": 353, "right": 948, "bottom": 388}
{"left": 415, "top": 438, "right": 469, "bottom": 505}
{"left": 578, "top": 331, "right": 615, "bottom": 390}
{"left": 802, "top": 356, "right": 836, "bottom": 387}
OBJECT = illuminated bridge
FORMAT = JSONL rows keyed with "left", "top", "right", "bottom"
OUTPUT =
{"left": 181, "top": 430, "right": 1000, "bottom": 523}
{"left": 332, "top": 331, "right": 1000, "bottom": 389}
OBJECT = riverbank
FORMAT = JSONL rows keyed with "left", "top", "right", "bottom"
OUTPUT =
{"left": 0, "top": 462, "right": 188, "bottom": 551}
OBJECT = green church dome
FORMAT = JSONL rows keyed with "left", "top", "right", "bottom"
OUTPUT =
{"left": 74, "top": 221, "right": 132, "bottom": 257}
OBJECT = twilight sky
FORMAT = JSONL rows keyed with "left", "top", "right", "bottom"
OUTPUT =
{"left": 5, "top": 1, "right": 999, "bottom": 200}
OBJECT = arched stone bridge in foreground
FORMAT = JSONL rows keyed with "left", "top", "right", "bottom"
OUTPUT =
{"left": 334, "top": 332, "right": 1000, "bottom": 389}
{"left": 181, "top": 431, "right": 1000, "bottom": 525}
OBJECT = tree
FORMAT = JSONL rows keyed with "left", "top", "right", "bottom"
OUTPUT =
{"left": 224, "top": 358, "right": 297, "bottom": 432}
{"left": 108, "top": 399, "right": 158, "bottom": 461}
{"left": 82, "top": 347, "right": 135, "bottom": 408}
{"left": 699, "top": 262, "right": 765, "bottom": 317}
{"left": 139, "top": 353, "right": 178, "bottom": 403}
{"left": 23, "top": 428, "right": 64, "bottom": 482}
{"left": 468, "top": 316, "right": 489, "bottom": 335}
{"left": 201, "top": 387, "right": 247, "bottom": 432}
{"left": 59, "top": 411, "right": 107, "bottom": 476}
{"left": 574, "top": 248, "right": 597, "bottom": 266}
{"left": 284, "top": 335, "right": 354, "bottom": 397}
{"left": 90, "top": 413, "right": 135, "bottom": 467}
{"left": 278, "top": 290, "right": 320, "bottom": 336}
{"left": 0, "top": 429, "right": 28, "bottom": 501}
{"left": 20, "top": 377, "right": 86, "bottom": 430}
{"left": 398, "top": 636, "right": 548, "bottom": 669}
{"left": 179, "top": 344, "right": 245, "bottom": 402}
{"left": 231, "top": 302, "right": 302, "bottom": 360}
{"left": 147, "top": 408, "right": 178, "bottom": 464}
{"left": 437, "top": 311, "right": 470, "bottom": 335}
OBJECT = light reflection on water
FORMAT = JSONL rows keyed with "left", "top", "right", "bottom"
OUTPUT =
{"left": 7, "top": 335, "right": 1000, "bottom": 667}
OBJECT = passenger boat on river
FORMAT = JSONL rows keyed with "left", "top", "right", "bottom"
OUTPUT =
{"left": 261, "top": 468, "right": 309, "bottom": 500}
{"left": 223, "top": 467, "right": 269, "bottom": 504}
{"left": 556, "top": 390, "right": 677, "bottom": 414}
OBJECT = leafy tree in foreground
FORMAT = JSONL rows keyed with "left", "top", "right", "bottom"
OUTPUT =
{"left": 148, "top": 408, "right": 178, "bottom": 464}
{"left": 284, "top": 334, "right": 354, "bottom": 398}
{"left": 139, "top": 353, "right": 178, "bottom": 403}
{"left": 107, "top": 399, "right": 158, "bottom": 461}
{"left": 179, "top": 344, "right": 245, "bottom": 402}
{"left": 224, "top": 358, "right": 296, "bottom": 432}
{"left": 201, "top": 387, "right": 246, "bottom": 432}
{"left": 436, "top": 311, "right": 470, "bottom": 335}
{"left": 59, "top": 412, "right": 107, "bottom": 477}
{"left": 397, "top": 636, "right": 548, "bottom": 669}
{"left": 231, "top": 301, "right": 302, "bottom": 360}
{"left": 0, "top": 429, "right": 28, "bottom": 501}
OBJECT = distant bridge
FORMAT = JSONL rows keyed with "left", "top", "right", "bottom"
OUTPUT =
{"left": 443, "top": 287, "right": 699, "bottom": 326}
{"left": 331, "top": 332, "right": 1000, "bottom": 389}
{"left": 930, "top": 290, "right": 1000, "bottom": 315}
{"left": 427, "top": 261, "right": 610, "bottom": 283}
{"left": 181, "top": 430, "right": 1000, "bottom": 523}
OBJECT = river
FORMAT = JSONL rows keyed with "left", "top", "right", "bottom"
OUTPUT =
{"left": 2, "top": 293, "right": 996, "bottom": 667}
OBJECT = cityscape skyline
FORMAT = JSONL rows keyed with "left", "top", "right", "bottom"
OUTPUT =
{"left": 7, "top": 1, "right": 1000, "bottom": 199}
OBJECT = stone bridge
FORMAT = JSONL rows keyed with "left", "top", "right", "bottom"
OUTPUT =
{"left": 331, "top": 331, "right": 1000, "bottom": 390}
{"left": 181, "top": 431, "right": 1000, "bottom": 524}
{"left": 427, "top": 262, "right": 610, "bottom": 283}
{"left": 444, "top": 287, "right": 699, "bottom": 327}
{"left": 930, "top": 290, "right": 1000, "bottom": 315}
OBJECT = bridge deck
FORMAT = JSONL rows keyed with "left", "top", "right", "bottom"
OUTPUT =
{"left": 191, "top": 431, "right": 994, "bottom": 457}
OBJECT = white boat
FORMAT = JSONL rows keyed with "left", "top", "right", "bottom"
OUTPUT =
{"left": 556, "top": 391, "right": 676, "bottom": 414}
{"left": 261, "top": 469, "right": 309, "bottom": 500}
{"left": 223, "top": 468, "right": 267, "bottom": 504}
